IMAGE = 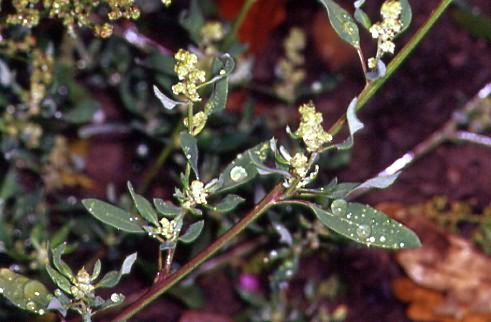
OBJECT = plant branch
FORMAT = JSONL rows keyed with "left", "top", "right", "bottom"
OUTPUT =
{"left": 107, "top": 1, "right": 454, "bottom": 320}
{"left": 110, "top": 184, "right": 285, "bottom": 322}
{"left": 328, "top": 0, "right": 453, "bottom": 137}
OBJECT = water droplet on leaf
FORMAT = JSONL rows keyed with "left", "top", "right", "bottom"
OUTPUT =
{"left": 331, "top": 199, "right": 348, "bottom": 216}
{"left": 356, "top": 224, "right": 372, "bottom": 239}
{"left": 230, "top": 166, "right": 247, "bottom": 182}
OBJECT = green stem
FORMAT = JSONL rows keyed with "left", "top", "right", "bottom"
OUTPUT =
{"left": 221, "top": 0, "right": 257, "bottom": 50}
{"left": 138, "top": 123, "right": 182, "bottom": 194}
{"left": 328, "top": 0, "right": 453, "bottom": 136}
{"left": 110, "top": 184, "right": 284, "bottom": 322}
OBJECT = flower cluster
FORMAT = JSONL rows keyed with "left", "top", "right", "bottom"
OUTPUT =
{"left": 187, "top": 180, "right": 208, "bottom": 205}
{"left": 294, "top": 102, "right": 332, "bottom": 152}
{"left": 6, "top": 0, "right": 140, "bottom": 38}
{"left": 157, "top": 217, "right": 179, "bottom": 240}
{"left": 70, "top": 268, "right": 95, "bottom": 300}
{"left": 274, "top": 27, "right": 306, "bottom": 103}
{"left": 172, "top": 49, "right": 206, "bottom": 102}
{"left": 368, "top": 0, "right": 403, "bottom": 68}
{"left": 201, "top": 21, "right": 225, "bottom": 45}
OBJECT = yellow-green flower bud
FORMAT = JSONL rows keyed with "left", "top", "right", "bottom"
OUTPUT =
{"left": 295, "top": 102, "right": 332, "bottom": 152}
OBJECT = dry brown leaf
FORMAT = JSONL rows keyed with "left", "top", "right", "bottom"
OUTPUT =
{"left": 378, "top": 203, "right": 491, "bottom": 322}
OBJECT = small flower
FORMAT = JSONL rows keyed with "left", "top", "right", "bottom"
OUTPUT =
{"left": 369, "top": 0, "right": 403, "bottom": 57}
{"left": 201, "top": 21, "right": 225, "bottom": 44}
{"left": 158, "top": 217, "right": 177, "bottom": 240}
{"left": 171, "top": 49, "right": 206, "bottom": 102}
{"left": 368, "top": 57, "right": 377, "bottom": 69}
{"left": 290, "top": 153, "right": 308, "bottom": 177}
{"left": 162, "top": 0, "right": 172, "bottom": 7}
{"left": 183, "top": 111, "right": 208, "bottom": 135}
{"left": 294, "top": 102, "right": 332, "bottom": 152}
{"left": 188, "top": 180, "right": 208, "bottom": 205}
{"left": 71, "top": 267, "right": 95, "bottom": 300}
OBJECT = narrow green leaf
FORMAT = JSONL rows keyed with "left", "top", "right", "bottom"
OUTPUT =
{"left": 336, "top": 98, "right": 364, "bottom": 150}
{"left": 91, "top": 260, "right": 102, "bottom": 281}
{"left": 354, "top": 8, "right": 372, "bottom": 30}
{"left": 212, "top": 194, "right": 245, "bottom": 213}
{"left": 154, "top": 199, "right": 182, "bottom": 218}
{"left": 180, "top": 131, "right": 199, "bottom": 177}
{"left": 400, "top": 0, "right": 412, "bottom": 33}
{"left": 51, "top": 243, "right": 73, "bottom": 278}
{"left": 127, "top": 182, "right": 159, "bottom": 226}
{"left": 96, "top": 253, "right": 137, "bottom": 288}
{"left": 45, "top": 264, "right": 72, "bottom": 295}
{"left": 153, "top": 85, "right": 184, "bottom": 110}
{"left": 179, "top": 220, "right": 204, "bottom": 243}
{"left": 204, "top": 76, "right": 228, "bottom": 115}
{"left": 355, "top": 172, "right": 400, "bottom": 191}
{"left": 318, "top": 0, "right": 360, "bottom": 48}
{"left": 0, "top": 268, "right": 52, "bottom": 314}
{"left": 82, "top": 199, "right": 144, "bottom": 234}
{"left": 216, "top": 141, "right": 270, "bottom": 193}
{"left": 298, "top": 201, "right": 420, "bottom": 249}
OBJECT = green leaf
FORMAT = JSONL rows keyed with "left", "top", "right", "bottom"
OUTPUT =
{"left": 180, "top": 131, "right": 199, "bottom": 177}
{"left": 336, "top": 98, "right": 364, "bottom": 150}
{"left": 399, "top": 0, "right": 412, "bottom": 34}
{"left": 51, "top": 243, "right": 73, "bottom": 278}
{"left": 127, "top": 182, "right": 159, "bottom": 226}
{"left": 354, "top": 8, "right": 372, "bottom": 30}
{"left": 154, "top": 199, "right": 183, "bottom": 218}
{"left": 355, "top": 172, "right": 400, "bottom": 191}
{"left": 318, "top": 0, "right": 360, "bottom": 48}
{"left": 0, "top": 268, "right": 52, "bottom": 314}
{"left": 91, "top": 260, "right": 102, "bottom": 281}
{"left": 296, "top": 201, "right": 420, "bottom": 249}
{"left": 204, "top": 54, "right": 235, "bottom": 115}
{"left": 212, "top": 194, "right": 245, "bottom": 212}
{"left": 49, "top": 224, "right": 71, "bottom": 249}
{"left": 179, "top": 0, "right": 205, "bottom": 44}
{"left": 45, "top": 264, "right": 72, "bottom": 295}
{"left": 96, "top": 253, "right": 137, "bottom": 288}
{"left": 179, "top": 220, "right": 204, "bottom": 243}
{"left": 63, "top": 100, "right": 100, "bottom": 124}
{"left": 216, "top": 141, "right": 270, "bottom": 193}
{"left": 82, "top": 199, "right": 144, "bottom": 234}
{"left": 153, "top": 85, "right": 184, "bottom": 110}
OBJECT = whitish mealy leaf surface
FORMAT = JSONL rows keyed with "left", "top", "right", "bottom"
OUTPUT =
{"left": 318, "top": 0, "right": 360, "bottom": 48}
{"left": 336, "top": 98, "right": 364, "bottom": 150}
{"left": 297, "top": 201, "right": 420, "bottom": 249}
{"left": 82, "top": 199, "right": 144, "bottom": 233}
{"left": 0, "top": 269, "right": 52, "bottom": 315}
{"left": 204, "top": 54, "right": 235, "bottom": 115}
{"left": 153, "top": 85, "right": 184, "bottom": 110}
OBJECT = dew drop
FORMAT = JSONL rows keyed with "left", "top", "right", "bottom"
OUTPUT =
{"left": 356, "top": 224, "right": 372, "bottom": 239}
{"left": 230, "top": 166, "right": 247, "bottom": 182}
{"left": 330, "top": 199, "right": 348, "bottom": 216}
{"left": 26, "top": 301, "right": 36, "bottom": 311}
{"left": 379, "top": 236, "right": 386, "bottom": 242}
{"left": 38, "top": 309, "right": 45, "bottom": 315}
{"left": 399, "top": 242, "right": 405, "bottom": 248}
{"left": 111, "top": 293, "right": 121, "bottom": 302}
